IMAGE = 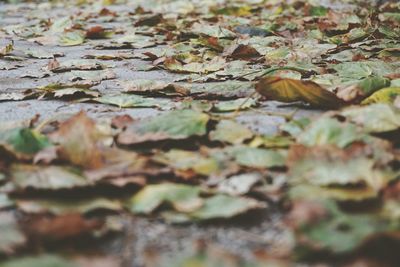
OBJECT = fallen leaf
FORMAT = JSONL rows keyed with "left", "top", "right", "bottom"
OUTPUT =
{"left": 340, "top": 104, "right": 400, "bottom": 133}
{"left": 210, "top": 120, "right": 253, "bottom": 145}
{"left": 121, "top": 79, "right": 190, "bottom": 97}
{"left": 118, "top": 110, "right": 210, "bottom": 145}
{"left": 228, "top": 146, "right": 286, "bottom": 168}
{"left": 26, "top": 214, "right": 102, "bottom": 241}
{"left": 0, "top": 127, "right": 51, "bottom": 159}
{"left": 17, "top": 198, "right": 122, "bottom": 215}
{"left": 49, "top": 111, "right": 106, "bottom": 169}
{"left": 129, "top": 183, "right": 202, "bottom": 214}
{"left": 216, "top": 172, "right": 262, "bottom": 196}
{"left": 10, "top": 164, "right": 90, "bottom": 190}
{"left": 0, "top": 212, "right": 26, "bottom": 255}
{"left": 255, "top": 77, "right": 346, "bottom": 109}
{"left": 297, "top": 117, "right": 365, "bottom": 148}
{"left": 361, "top": 87, "right": 400, "bottom": 105}
{"left": 0, "top": 254, "right": 77, "bottom": 267}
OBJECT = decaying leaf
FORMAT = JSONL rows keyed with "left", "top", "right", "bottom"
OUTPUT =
{"left": 10, "top": 164, "right": 90, "bottom": 190}
{"left": 17, "top": 198, "right": 122, "bottom": 215}
{"left": 287, "top": 144, "right": 397, "bottom": 194}
{"left": 0, "top": 254, "right": 77, "bottom": 267}
{"left": 95, "top": 94, "right": 173, "bottom": 109}
{"left": 361, "top": 87, "right": 400, "bottom": 105}
{"left": 26, "top": 213, "right": 102, "bottom": 241}
{"left": 118, "top": 110, "right": 210, "bottom": 145}
{"left": 49, "top": 111, "right": 106, "bottom": 169}
{"left": 154, "top": 149, "right": 219, "bottom": 178}
{"left": 255, "top": 77, "right": 345, "bottom": 109}
{"left": 297, "top": 117, "right": 365, "bottom": 148}
{"left": 129, "top": 183, "right": 265, "bottom": 222}
{"left": 228, "top": 146, "right": 286, "bottom": 168}
{"left": 340, "top": 104, "right": 400, "bottom": 133}
{"left": 0, "top": 212, "right": 26, "bottom": 255}
{"left": 337, "top": 77, "right": 391, "bottom": 102}
{"left": 210, "top": 120, "right": 253, "bottom": 145}
{"left": 288, "top": 200, "right": 395, "bottom": 254}
{"left": 2, "top": 0, "right": 400, "bottom": 264}
{"left": 0, "top": 42, "right": 13, "bottom": 57}
{"left": 216, "top": 172, "right": 262, "bottom": 196}
{"left": 0, "top": 127, "right": 51, "bottom": 159}
{"left": 121, "top": 79, "right": 190, "bottom": 97}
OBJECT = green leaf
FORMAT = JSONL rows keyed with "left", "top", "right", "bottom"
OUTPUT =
{"left": 337, "top": 76, "right": 392, "bottom": 102}
{"left": 288, "top": 145, "right": 396, "bottom": 192}
{"left": 332, "top": 61, "right": 397, "bottom": 81}
{"left": 25, "top": 48, "right": 63, "bottom": 59}
{"left": 295, "top": 200, "right": 391, "bottom": 254}
{"left": 358, "top": 76, "right": 391, "bottom": 96}
{"left": 361, "top": 87, "right": 400, "bottom": 105}
{"left": 11, "top": 164, "right": 90, "bottom": 190}
{"left": 340, "top": 104, "right": 400, "bottom": 133}
{"left": 95, "top": 94, "right": 173, "bottom": 109}
{"left": 249, "top": 135, "right": 293, "bottom": 148}
{"left": 16, "top": 198, "right": 122, "bottom": 215}
{"left": 378, "top": 26, "right": 400, "bottom": 39}
{"left": 213, "top": 98, "right": 257, "bottom": 112}
{"left": 129, "top": 183, "right": 202, "bottom": 214}
{"left": 298, "top": 117, "right": 364, "bottom": 148}
{"left": 129, "top": 183, "right": 265, "bottom": 222}
{"left": 289, "top": 184, "right": 379, "bottom": 202}
{"left": 280, "top": 118, "right": 311, "bottom": 137}
{"left": 155, "top": 149, "right": 219, "bottom": 176}
{"left": 188, "top": 194, "right": 264, "bottom": 220}
{"left": 0, "top": 128, "right": 51, "bottom": 157}
{"left": 118, "top": 110, "right": 210, "bottom": 145}
{"left": 379, "top": 12, "right": 400, "bottom": 24}
{"left": 59, "top": 31, "right": 85, "bottom": 46}
{"left": 191, "top": 81, "right": 254, "bottom": 99}
{"left": 50, "top": 17, "right": 73, "bottom": 33}
{"left": 228, "top": 146, "right": 286, "bottom": 168}
{"left": 210, "top": 120, "right": 253, "bottom": 144}
{"left": 309, "top": 6, "right": 328, "bottom": 17}
{"left": 121, "top": 79, "right": 189, "bottom": 97}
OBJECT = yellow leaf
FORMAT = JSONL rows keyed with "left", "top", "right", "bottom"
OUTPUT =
{"left": 0, "top": 43, "right": 13, "bottom": 57}
{"left": 255, "top": 77, "right": 345, "bottom": 109}
{"left": 361, "top": 87, "right": 400, "bottom": 105}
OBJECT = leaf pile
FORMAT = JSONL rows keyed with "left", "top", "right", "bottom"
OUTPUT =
{"left": 1, "top": 0, "right": 400, "bottom": 266}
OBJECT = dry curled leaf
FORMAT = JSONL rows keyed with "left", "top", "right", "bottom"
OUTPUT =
{"left": 255, "top": 77, "right": 346, "bottom": 109}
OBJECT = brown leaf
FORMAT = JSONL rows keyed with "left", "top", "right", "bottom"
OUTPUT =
{"left": 286, "top": 200, "right": 327, "bottom": 229}
{"left": 46, "top": 58, "right": 60, "bottom": 71}
{"left": 255, "top": 77, "right": 345, "bottom": 109}
{"left": 26, "top": 214, "right": 102, "bottom": 241}
{"left": 226, "top": 44, "right": 260, "bottom": 59}
{"left": 134, "top": 14, "right": 163, "bottom": 27}
{"left": 111, "top": 115, "right": 134, "bottom": 129}
{"left": 86, "top": 26, "right": 107, "bottom": 39}
{"left": 49, "top": 111, "right": 105, "bottom": 169}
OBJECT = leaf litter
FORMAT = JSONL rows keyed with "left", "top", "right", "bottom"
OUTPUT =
{"left": 0, "top": 0, "right": 400, "bottom": 266}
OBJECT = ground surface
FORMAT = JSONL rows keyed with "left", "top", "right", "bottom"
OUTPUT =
{"left": 0, "top": 1, "right": 400, "bottom": 267}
